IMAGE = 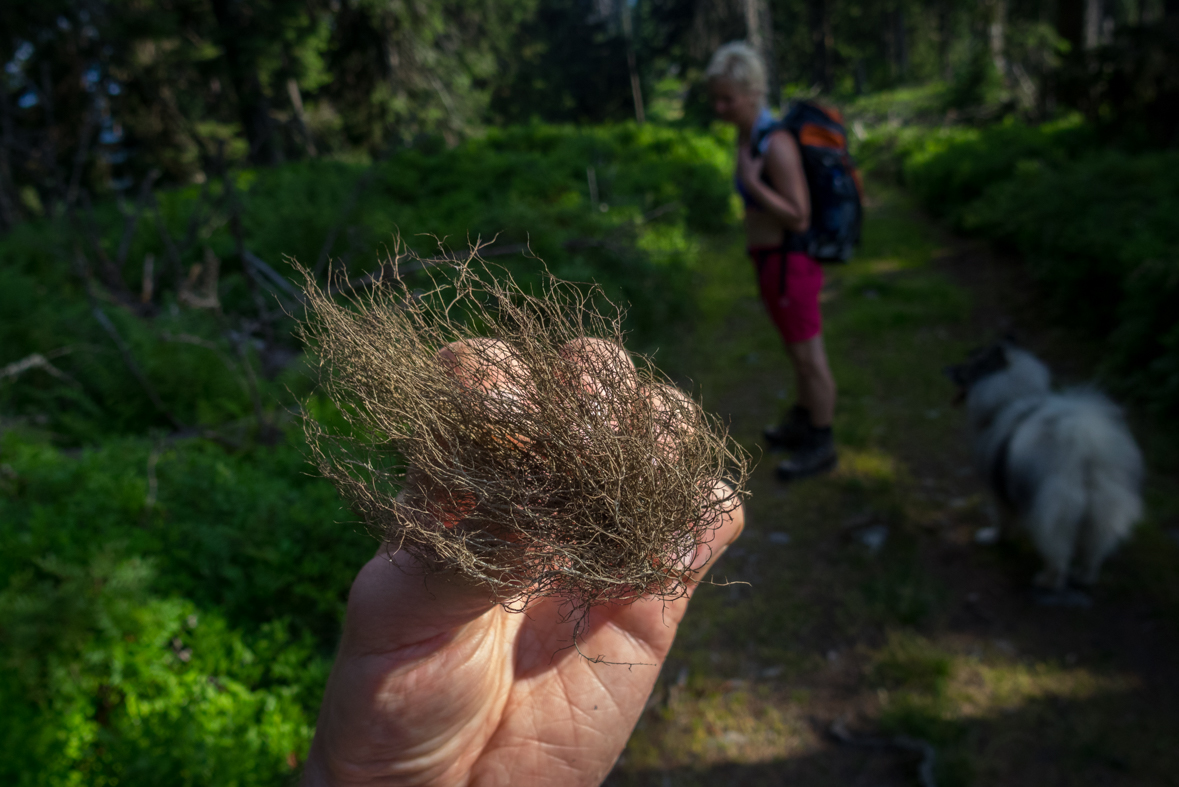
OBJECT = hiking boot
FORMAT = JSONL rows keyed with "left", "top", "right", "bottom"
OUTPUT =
{"left": 776, "top": 427, "right": 837, "bottom": 482}
{"left": 763, "top": 405, "right": 811, "bottom": 452}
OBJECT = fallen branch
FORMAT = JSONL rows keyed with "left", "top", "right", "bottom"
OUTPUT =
{"left": 0, "top": 351, "right": 81, "bottom": 388}
{"left": 243, "top": 250, "right": 304, "bottom": 302}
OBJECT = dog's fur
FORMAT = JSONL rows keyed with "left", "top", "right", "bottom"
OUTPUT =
{"left": 946, "top": 342, "right": 1144, "bottom": 590}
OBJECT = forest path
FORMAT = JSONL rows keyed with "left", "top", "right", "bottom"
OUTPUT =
{"left": 606, "top": 184, "right": 1179, "bottom": 787}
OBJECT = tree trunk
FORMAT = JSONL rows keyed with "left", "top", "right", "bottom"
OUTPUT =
{"left": 620, "top": 1, "right": 645, "bottom": 124}
{"left": 210, "top": 0, "right": 278, "bottom": 166}
{"left": 989, "top": 0, "right": 1008, "bottom": 82}
{"left": 1084, "top": 0, "right": 1103, "bottom": 48}
{"left": 938, "top": 0, "right": 953, "bottom": 81}
{"left": 1058, "top": 0, "right": 1085, "bottom": 54}
{"left": 286, "top": 78, "right": 318, "bottom": 156}
{"left": 0, "top": 86, "right": 21, "bottom": 229}
{"left": 745, "top": 0, "right": 778, "bottom": 106}
{"left": 895, "top": 4, "right": 909, "bottom": 81}
{"left": 807, "top": 0, "right": 832, "bottom": 91}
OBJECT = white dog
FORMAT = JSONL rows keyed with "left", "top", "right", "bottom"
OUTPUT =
{"left": 946, "top": 342, "right": 1144, "bottom": 593}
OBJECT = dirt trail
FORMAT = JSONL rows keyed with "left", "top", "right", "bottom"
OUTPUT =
{"left": 606, "top": 186, "right": 1179, "bottom": 787}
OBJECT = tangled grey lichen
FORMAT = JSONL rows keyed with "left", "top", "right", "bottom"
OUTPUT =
{"left": 297, "top": 251, "right": 749, "bottom": 611}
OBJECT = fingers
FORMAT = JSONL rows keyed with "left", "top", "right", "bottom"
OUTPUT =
{"left": 646, "top": 382, "right": 695, "bottom": 459}
{"left": 437, "top": 337, "right": 534, "bottom": 401}
{"left": 559, "top": 337, "right": 638, "bottom": 394}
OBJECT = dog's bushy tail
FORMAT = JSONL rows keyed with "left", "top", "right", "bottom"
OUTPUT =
{"left": 1049, "top": 390, "right": 1143, "bottom": 586}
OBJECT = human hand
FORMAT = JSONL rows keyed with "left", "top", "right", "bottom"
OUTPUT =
{"left": 737, "top": 143, "right": 765, "bottom": 192}
{"left": 300, "top": 340, "right": 745, "bottom": 787}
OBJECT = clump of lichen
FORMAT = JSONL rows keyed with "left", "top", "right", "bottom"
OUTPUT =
{"left": 297, "top": 251, "right": 748, "bottom": 611}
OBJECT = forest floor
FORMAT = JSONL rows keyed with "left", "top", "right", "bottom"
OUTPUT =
{"left": 604, "top": 183, "right": 1179, "bottom": 787}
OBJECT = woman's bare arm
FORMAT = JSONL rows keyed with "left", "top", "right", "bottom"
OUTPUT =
{"left": 738, "top": 130, "right": 811, "bottom": 234}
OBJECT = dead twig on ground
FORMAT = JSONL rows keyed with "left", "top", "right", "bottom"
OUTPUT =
{"left": 0, "top": 351, "right": 81, "bottom": 389}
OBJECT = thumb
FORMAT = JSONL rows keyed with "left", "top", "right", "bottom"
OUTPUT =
{"left": 338, "top": 546, "right": 502, "bottom": 659}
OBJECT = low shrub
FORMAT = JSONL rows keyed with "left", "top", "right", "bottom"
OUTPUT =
{"left": 0, "top": 428, "right": 370, "bottom": 784}
{"left": 865, "top": 117, "right": 1179, "bottom": 414}
{"left": 0, "top": 123, "right": 735, "bottom": 441}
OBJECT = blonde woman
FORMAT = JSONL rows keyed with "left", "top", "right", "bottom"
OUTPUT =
{"left": 707, "top": 41, "right": 837, "bottom": 481}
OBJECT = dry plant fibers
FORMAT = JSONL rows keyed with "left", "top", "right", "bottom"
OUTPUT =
{"left": 296, "top": 252, "right": 749, "bottom": 613}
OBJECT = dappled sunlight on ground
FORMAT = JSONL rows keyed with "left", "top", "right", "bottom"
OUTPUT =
{"left": 608, "top": 181, "right": 1179, "bottom": 787}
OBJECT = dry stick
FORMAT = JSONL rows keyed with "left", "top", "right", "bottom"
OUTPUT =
{"left": 0, "top": 352, "right": 81, "bottom": 388}
{"left": 242, "top": 250, "right": 303, "bottom": 302}
{"left": 313, "top": 167, "right": 376, "bottom": 279}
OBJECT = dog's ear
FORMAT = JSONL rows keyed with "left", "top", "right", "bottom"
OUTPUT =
{"left": 978, "top": 343, "right": 1010, "bottom": 378}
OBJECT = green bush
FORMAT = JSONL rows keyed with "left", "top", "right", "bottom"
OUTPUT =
{"left": 963, "top": 150, "right": 1179, "bottom": 327}
{"left": 869, "top": 116, "right": 1179, "bottom": 414}
{"left": 898, "top": 115, "right": 1096, "bottom": 223}
{"left": 0, "top": 428, "right": 370, "bottom": 785}
{"left": 0, "top": 123, "right": 734, "bottom": 441}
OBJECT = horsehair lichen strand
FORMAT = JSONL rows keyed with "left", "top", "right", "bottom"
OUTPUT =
{"left": 295, "top": 242, "right": 749, "bottom": 613}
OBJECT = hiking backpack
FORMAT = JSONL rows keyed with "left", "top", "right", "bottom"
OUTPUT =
{"left": 754, "top": 101, "right": 864, "bottom": 263}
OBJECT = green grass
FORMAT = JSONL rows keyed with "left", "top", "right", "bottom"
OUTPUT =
{"left": 607, "top": 181, "right": 1179, "bottom": 787}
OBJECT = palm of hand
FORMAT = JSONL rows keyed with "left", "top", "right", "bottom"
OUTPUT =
{"left": 301, "top": 545, "right": 716, "bottom": 787}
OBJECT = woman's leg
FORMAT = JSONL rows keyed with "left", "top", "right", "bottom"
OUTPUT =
{"left": 785, "top": 334, "right": 836, "bottom": 427}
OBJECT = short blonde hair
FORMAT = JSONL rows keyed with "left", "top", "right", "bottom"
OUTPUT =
{"left": 705, "top": 41, "right": 767, "bottom": 100}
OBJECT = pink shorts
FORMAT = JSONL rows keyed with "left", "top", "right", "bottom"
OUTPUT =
{"left": 748, "top": 247, "right": 823, "bottom": 345}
